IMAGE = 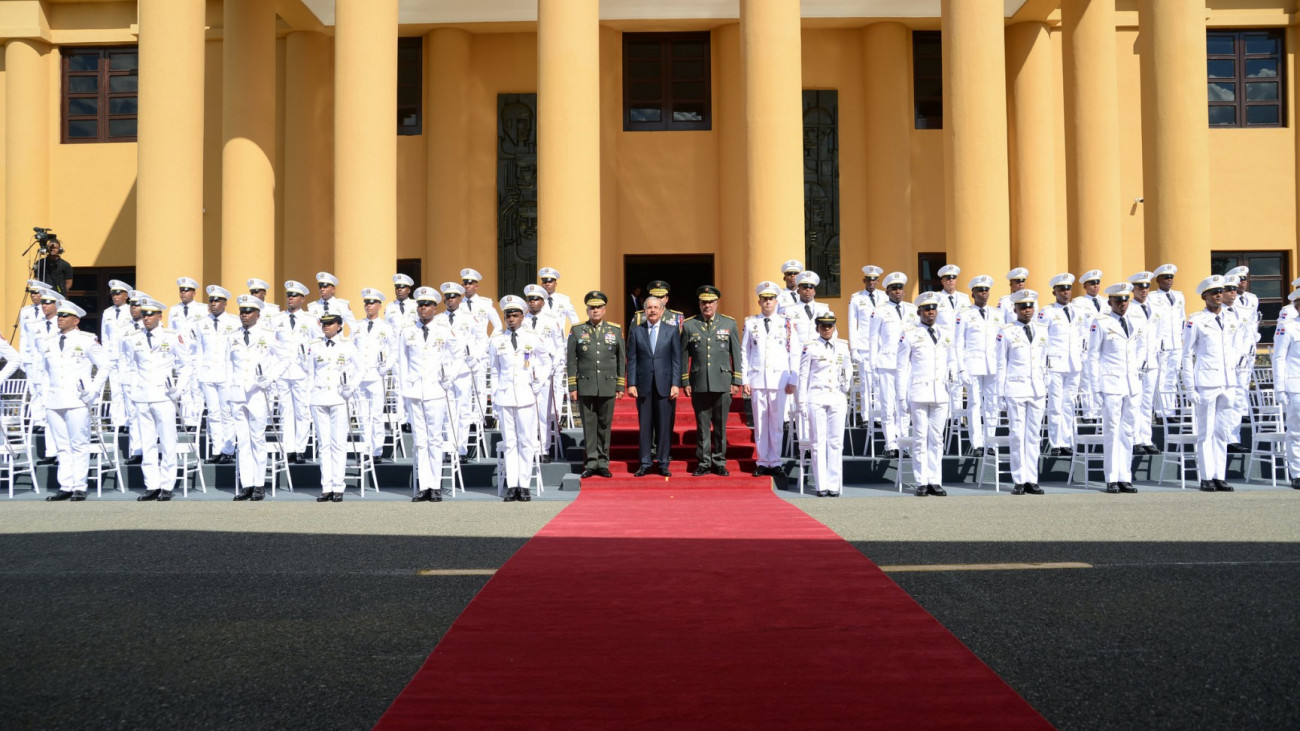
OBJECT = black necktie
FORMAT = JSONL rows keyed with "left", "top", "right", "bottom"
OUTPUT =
{"left": 115, "top": 306, "right": 121, "bottom": 319}
{"left": 948, "top": 295, "right": 956, "bottom": 309}
{"left": 183, "top": 304, "right": 189, "bottom": 317}
{"left": 1064, "top": 307, "right": 1072, "bottom": 322}
{"left": 466, "top": 298, "right": 473, "bottom": 311}
{"left": 1167, "top": 292, "right": 1174, "bottom": 305}
{"left": 1024, "top": 324, "right": 1033, "bottom": 342}
{"left": 290, "top": 313, "right": 296, "bottom": 328}
{"left": 46, "top": 320, "right": 51, "bottom": 333}
{"left": 367, "top": 320, "right": 374, "bottom": 333}
{"left": 326, "top": 339, "right": 334, "bottom": 347}
{"left": 511, "top": 331, "right": 518, "bottom": 351}
{"left": 805, "top": 304, "right": 812, "bottom": 319}
{"left": 926, "top": 326, "right": 938, "bottom": 344}
{"left": 1215, "top": 314, "right": 1223, "bottom": 330}
{"left": 1120, "top": 317, "right": 1130, "bottom": 337}
{"left": 531, "top": 316, "right": 537, "bottom": 329}
{"left": 868, "top": 291, "right": 876, "bottom": 306}
{"left": 323, "top": 300, "right": 330, "bottom": 313}
{"left": 894, "top": 303, "right": 902, "bottom": 319}
{"left": 146, "top": 330, "right": 153, "bottom": 349}
{"left": 1142, "top": 303, "right": 1150, "bottom": 318}
{"left": 59, "top": 334, "right": 65, "bottom": 351}
{"left": 422, "top": 324, "right": 429, "bottom": 341}
{"left": 449, "top": 311, "right": 455, "bottom": 325}
{"left": 134, "top": 321, "right": 140, "bottom": 330}
{"left": 212, "top": 316, "right": 218, "bottom": 330}
{"left": 399, "top": 300, "right": 406, "bottom": 313}
{"left": 979, "top": 307, "right": 986, "bottom": 320}
{"left": 243, "top": 329, "right": 250, "bottom": 345}
{"left": 1092, "top": 297, "right": 1101, "bottom": 312}
{"left": 764, "top": 317, "right": 770, "bottom": 333}
{"left": 547, "top": 296, "right": 554, "bottom": 309}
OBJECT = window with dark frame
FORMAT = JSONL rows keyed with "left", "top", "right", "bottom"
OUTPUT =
{"left": 1210, "top": 250, "right": 1290, "bottom": 345}
{"left": 912, "top": 31, "right": 942, "bottom": 130}
{"left": 917, "top": 253, "right": 947, "bottom": 293}
{"left": 61, "top": 47, "right": 138, "bottom": 143}
{"left": 398, "top": 37, "right": 423, "bottom": 135}
{"left": 1207, "top": 29, "right": 1286, "bottom": 128}
{"left": 623, "top": 32, "right": 711, "bottom": 131}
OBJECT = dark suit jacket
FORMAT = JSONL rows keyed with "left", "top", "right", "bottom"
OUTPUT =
{"left": 626, "top": 319, "right": 680, "bottom": 396}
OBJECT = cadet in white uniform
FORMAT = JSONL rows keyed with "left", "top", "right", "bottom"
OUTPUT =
{"left": 198, "top": 286, "right": 241, "bottom": 463}
{"left": 386, "top": 274, "right": 420, "bottom": 330}
{"left": 167, "top": 277, "right": 205, "bottom": 427}
{"left": 1150, "top": 263, "right": 1187, "bottom": 414}
{"left": 490, "top": 296, "right": 552, "bottom": 501}
{"left": 1271, "top": 292, "right": 1300, "bottom": 489}
{"left": 898, "top": 292, "right": 955, "bottom": 496}
{"left": 538, "top": 267, "right": 581, "bottom": 328}
{"left": 524, "top": 284, "right": 567, "bottom": 460}
{"left": 1279, "top": 277, "right": 1300, "bottom": 326}
{"left": 847, "top": 265, "right": 885, "bottom": 420}
{"left": 227, "top": 296, "right": 289, "bottom": 501}
{"left": 934, "top": 265, "right": 971, "bottom": 330}
{"left": 998, "top": 290, "right": 1048, "bottom": 494}
{"left": 100, "top": 280, "right": 133, "bottom": 436}
{"left": 1125, "top": 272, "right": 1164, "bottom": 455}
{"left": 303, "top": 313, "right": 360, "bottom": 502}
{"left": 997, "top": 268, "right": 1030, "bottom": 323}
{"left": 1225, "top": 266, "right": 1261, "bottom": 327}
{"left": 1072, "top": 270, "right": 1106, "bottom": 318}
{"left": 1036, "top": 273, "right": 1086, "bottom": 456}
{"left": 247, "top": 278, "right": 281, "bottom": 316}
{"left": 1181, "top": 275, "right": 1241, "bottom": 492}
{"left": 955, "top": 275, "right": 999, "bottom": 456}
{"left": 401, "top": 287, "right": 462, "bottom": 503}
{"left": 308, "top": 271, "right": 356, "bottom": 328}
{"left": 1221, "top": 275, "right": 1257, "bottom": 451}
{"left": 779, "top": 259, "right": 804, "bottom": 310}
{"left": 799, "top": 311, "right": 852, "bottom": 497}
{"left": 433, "top": 282, "right": 480, "bottom": 461}
{"left": 270, "top": 280, "right": 319, "bottom": 462}
{"left": 742, "top": 281, "right": 799, "bottom": 477}
{"left": 460, "top": 268, "right": 500, "bottom": 424}
{"left": 22, "top": 285, "right": 57, "bottom": 452}
{"left": 355, "top": 288, "right": 399, "bottom": 463}
{"left": 39, "top": 301, "right": 109, "bottom": 501}
{"left": 870, "top": 272, "right": 917, "bottom": 458}
{"left": 783, "top": 270, "right": 831, "bottom": 345}
{"left": 121, "top": 299, "right": 191, "bottom": 501}
{"left": 1087, "top": 284, "right": 1142, "bottom": 494}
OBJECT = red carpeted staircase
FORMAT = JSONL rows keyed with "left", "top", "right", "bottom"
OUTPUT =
{"left": 596, "top": 394, "right": 758, "bottom": 486}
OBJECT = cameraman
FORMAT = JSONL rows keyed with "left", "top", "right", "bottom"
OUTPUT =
{"left": 33, "top": 238, "right": 73, "bottom": 296}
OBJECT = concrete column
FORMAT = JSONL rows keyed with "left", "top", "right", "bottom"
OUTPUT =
{"left": 1062, "top": 0, "right": 1123, "bottom": 279}
{"left": 942, "top": 0, "right": 1011, "bottom": 281}
{"left": 284, "top": 31, "right": 334, "bottom": 287}
{"left": 715, "top": 23, "right": 748, "bottom": 313}
{"left": 862, "top": 22, "right": 913, "bottom": 282}
{"left": 537, "top": 0, "right": 601, "bottom": 298}
{"left": 1140, "top": 0, "right": 1210, "bottom": 277}
{"left": 221, "top": 0, "right": 276, "bottom": 288}
{"left": 1006, "top": 21, "right": 1059, "bottom": 283}
{"left": 4, "top": 40, "right": 49, "bottom": 322}
{"left": 740, "top": 0, "right": 804, "bottom": 293}
{"left": 137, "top": 0, "right": 206, "bottom": 300}
{"left": 425, "top": 28, "right": 471, "bottom": 279}
{"left": 334, "top": 0, "right": 398, "bottom": 294}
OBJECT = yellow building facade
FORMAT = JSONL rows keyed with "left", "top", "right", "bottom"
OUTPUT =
{"left": 1, "top": 0, "right": 1297, "bottom": 337}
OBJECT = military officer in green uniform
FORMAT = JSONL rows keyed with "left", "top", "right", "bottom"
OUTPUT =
{"left": 681, "top": 285, "right": 743, "bottom": 476}
{"left": 567, "top": 290, "right": 626, "bottom": 478}
{"left": 632, "top": 280, "right": 686, "bottom": 329}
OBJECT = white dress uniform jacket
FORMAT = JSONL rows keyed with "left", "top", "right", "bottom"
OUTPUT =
{"left": 544, "top": 291, "right": 581, "bottom": 328}
{"left": 847, "top": 288, "right": 884, "bottom": 357}
{"left": 935, "top": 290, "right": 971, "bottom": 329}
{"left": 1272, "top": 321, "right": 1300, "bottom": 479}
{"left": 784, "top": 299, "right": 832, "bottom": 345}
{"left": 307, "top": 297, "right": 356, "bottom": 327}
{"left": 462, "top": 294, "right": 502, "bottom": 335}
{"left": 385, "top": 297, "right": 420, "bottom": 330}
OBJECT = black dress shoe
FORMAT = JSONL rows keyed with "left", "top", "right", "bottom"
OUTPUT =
{"left": 430, "top": 489, "right": 443, "bottom": 502}
{"left": 659, "top": 467, "right": 672, "bottom": 477}
{"left": 816, "top": 490, "right": 828, "bottom": 497}
{"left": 1146, "top": 445, "right": 1163, "bottom": 454}
{"left": 250, "top": 489, "right": 265, "bottom": 501}
{"left": 1227, "top": 443, "right": 1250, "bottom": 454}
{"left": 692, "top": 467, "right": 711, "bottom": 476}
{"left": 233, "top": 488, "right": 254, "bottom": 501}
{"left": 504, "top": 487, "right": 518, "bottom": 502}
{"left": 317, "top": 493, "right": 333, "bottom": 502}
{"left": 125, "top": 455, "right": 143, "bottom": 466}
{"left": 752, "top": 468, "right": 766, "bottom": 477}
{"left": 1048, "top": 447, "right": 1062, "bottom": 457}
{"left": 581, "top": 469, "right": 596, "bottom": 478}
{"left": 138, "top": 489, "right": 161, "bottom": 501}
{"left": 1025, "top": 483, "right": 1045, "bottom": 495}
{"left": 713, "top": 467, "right": 730, "bottom": 476}
{"left": 1106, "top": 483, "right": 1121, "bottom": 493}
{"left": 884, "top": 449, "right": 900, "bottom": 459}
{"left": 46, "top": 490, "right": 74, "bottom": 501}
{"left": 540, "top": 455, "right": 552, "bottom": 464}
{"left": 401, "top": 423, "right": 412, "bottom": 433}
{"left": 595, "top": 468, "right": 611, "bottom": 478}
{"left": 928, "top": 485, "right": 947, "bottom": 496}
{"left": 1291, "top": 478, "right": 1300, "bottom": 490}
{"left": 373, "top": 455, "right": 387, "bottom": 464}
{"left": 1199, "top": 480, "right": 1216, "bottom": 492}
{"left": 1059, "top": 447, "right": 1075, "bottom": 456}
{"left": 914, "top": 484, "right": 928, "bottom": 497}
{"left": 634, "top": 466, "right": 650, "bottom": 477}
{"left": 826, "top": 491, "right": 840, "bottom": 497}
{"left": 1214, "top": 479, "right": 1234, "bottom": 492}
{"left": 37, "top": 456, "right": 58, "bottom": 465}
{"left": 32, "top": 426, "right": 44, "bottom": 434}
{"left": 1011, "top": 484, "right": 1026, "bottom": 495}
{"left": 217, "top": 454, "right": 234, "bottom": 465}
{"left": 1118, "top": 483, "right": 1138, "bottom": 493}
{"left": 331, "top": 492, "right": 343, "bottom": 502}
{"left": 412, "top": 489, "right": 432, "bottom": 502}
{"left": 519, "top": 488, "right": 532, "bottom": 502}
{"left": 69, "top": 491, "right": 87, "bottom": 501}
{"left": 204, "top": 454, "right": 223, "bottom": 464}
{"left": 157, "top": 491, "right": 173, "bottom": 501}
{"left": 287, "top": 453, "right": 300, "bottom": 464}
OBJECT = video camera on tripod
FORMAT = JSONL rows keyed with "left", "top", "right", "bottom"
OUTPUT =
{"left": 31, "top": 227, "right": 59, "bottom": 255}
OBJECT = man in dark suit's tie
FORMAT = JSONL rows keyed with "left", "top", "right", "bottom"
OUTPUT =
{"left": 626, "top": 297, "right": 680, "bottom": 477}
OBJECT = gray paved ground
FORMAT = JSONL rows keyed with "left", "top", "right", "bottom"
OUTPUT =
{"left": 3, "top": 487, "right": 1298, "bottom": 729}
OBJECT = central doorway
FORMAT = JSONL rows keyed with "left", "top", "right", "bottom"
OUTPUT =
{"left": 623, "top": 254, "right": 715, "bottom": 326}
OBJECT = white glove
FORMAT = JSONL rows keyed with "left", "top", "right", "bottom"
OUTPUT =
{"left": 256, "top": 378, "right": 272, "bottom": 391}
{"left": 1187, "top": 390, "right": 1203, "bottom": 407}
{"left": 80, "top": 391, "right": 96, "bottom": 408}
{"left": 341, "top": 385, "right": 356, "bottom": 400}
{"left": 165, "top": 388, "right": 180, "bottom": 401}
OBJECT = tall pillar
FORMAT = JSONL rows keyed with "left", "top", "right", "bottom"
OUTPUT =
{"left": 1006, "top": 21, "right": 1059, "bottom": 285}
{"left": 284, "top": 31, "right": 334, "bottom": 287}
{"left": 1062, "top": 0, "right": 1123, "bottom": 279}
{"left": 862, "top": 22, "right": 913, "bottom": 283}
{"left": 942, "top": 0, "right": 1011, "bottom": 282}
{"left": 425, "top": 28, "right": 471, "bottom": 279}
{"left": 4, "top": 40, "right": 49, "bottom": 326}
{"left": 137, "top": 0, "right": 206, "bottom": 299}
{"left": 334, "top": 0, "right": 397, "bottom": 295}
{"left": 1140, "top": 0, "right": 1210, "bottom": 277}
{"left": 740, "top": 0, "right": 804, "bottom": 293}
{"left": 715, "top": 23, "right": 748, "bottom": 313}
{"left": 221, "top": 0, "right": 277, "bottom": 288}
{"left": 537, "top": 0, "right": 600, "bottom": 297}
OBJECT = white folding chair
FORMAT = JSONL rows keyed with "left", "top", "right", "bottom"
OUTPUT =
{"left": 344, "top": 395, "right": 379, "bottom": 496}
{"left": 976, "top": 409, "right": 1012, "bottom": 492}
{"left": 175, "top": 409, "right": 207, "bottom": 496}
{"left": 494, "top": 437, "right": 544, "bottom": 498}
{"left": 89, "top": 396, "right": 126, "bottom": 496}
{"left": 1067, "top": 396, "right": 1106, "bottom": 487}
{"left": 1247, "top": 388, "right": 1286, "bottom": 486}
{"left": 1156, "top": 391, "right": 1199, "bottom": 489}
{"left": 1, "top": 378, "right": 38, "bottom": 497}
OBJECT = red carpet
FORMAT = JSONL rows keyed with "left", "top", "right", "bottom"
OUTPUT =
{"left": 601, "top": 393, "right": 758, "bottom": 482}
{"left": 376, "top": 482, "right": 1051, "bottom": 728}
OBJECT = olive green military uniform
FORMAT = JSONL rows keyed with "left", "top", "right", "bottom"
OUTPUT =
{"left": 567, "top": 320, "right": 626, "bottom": 471}
{"left": 680, "top": 313, "right": 743, "bottom": 471}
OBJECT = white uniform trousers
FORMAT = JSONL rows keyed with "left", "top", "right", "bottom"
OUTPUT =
{"left": 448, "top": 371, "right": 476, "bottom": 455}
{"left": 107, "top": 369, "right": 127, "bottom": 429}
{"left": 1194, "top": 387, "right": 1234, "bottom": 481}
{"left": 808, "top": 399, "right": 846, "bottom": 494}
{"left": 181, "top": 376, "right": 203, "bottom": 427}
{"left": 311, "top": 403, "right": 349, "bottom": 493}
{"left": 1134, "top": 367, "right": 1159, "bottom": 447}
{"left": 357, "top": 379, "right": 387, "bottom": 457}
{"left": 1229, "top": 370, "right": 1250, "bottom": 444}
{"left": 28, "top": 378, "right": 58, "bottom": 456}
{"left": 46, "top": 406, "right": 91, "bottom": 493}
{"left": 854, "top": 357, "right": 874, "bottom": 422}
{"left": 136, "top": 399, "right": 178, "bottom": 492}
{"left": 909, "top": 401, "right": 948, "bottom": 486}
{"left": 499, "top": 403, "right": 539, "bottom": 489}
{"left": 279, "top": 378, "right": 311, "bottom": 454}
{"left": 408, "top": 396, "right": 449, "bottom": 490}
{"left": 1005, "top": 397, "right": 1045, "bottom": 485}
{"left": 1281, "top": 392, "right": 1300, "bottom": 478}
{"left": 126, "top": 389, "right": 143, "bottom": 457}
{"left": 1156, "top": 351, "right": 1182, "bottom": 416}
{"left": 1101, "top": 393, "right": 1136, "bottom": 484}
{"left": 537, "top": 370, "right": 559, "bottom": 455}
{"left": 473, "top": 357, "right": 490, "bottom": 417}
{"left": 876, "top": 370, "right": 901, "bottom": 451}
{"left": 752, "top": 387, "right": 789, "bottom": 469}
{"left": 232, "top": 393, "right": 269, "bottom": 488}
{"left": 201, "top": 382, "right": 234, "bottom": 456}
{"left": 966, "top": 374, "right": 999, "bottom": 449}
{"left": 1047, "top": 371, "right": 1082, "bottom": 449}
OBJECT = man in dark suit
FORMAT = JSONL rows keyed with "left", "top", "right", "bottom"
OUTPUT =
{"left": 626, "top": 296, "right": 680, "bottom": 477}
